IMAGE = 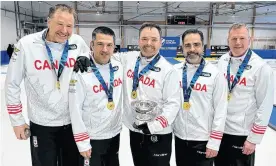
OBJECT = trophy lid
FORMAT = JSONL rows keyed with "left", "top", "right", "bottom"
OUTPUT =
{"left": 131, "top": 100, "right": 157, "bottom": 114}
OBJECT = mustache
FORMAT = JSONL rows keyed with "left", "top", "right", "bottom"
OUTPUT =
{"left": 187, "top": 52, "right": 201, "bottom": 56}
{"left": 142, "top": 45, "right": 155, "bottom": 49}
{"left": 100, "top": 52, "right": 109, "bottom": 56}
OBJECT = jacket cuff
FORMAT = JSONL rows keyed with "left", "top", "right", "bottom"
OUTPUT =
{"left": 148, "top": 120, "right": 164, "bottom": 134}
{"left": 10, "top": 114, "right": 26, "bottom": 126}
{"left": 247, "top": 132, "right": 264, "bottom": 144}
{"left": 76, "top": 139, "right": 92, "bottom": 152}
{"left": 247, "top": 124, "right": 267, "bottom": 144}
{"left": 207, "top": 137, "right": 221, "bottom": 151}
{"left": 206, "top": 131, "right": 223, "bottom": 151}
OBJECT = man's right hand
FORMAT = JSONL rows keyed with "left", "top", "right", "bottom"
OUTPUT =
{"left": 13, "top": 123, "right": 29, "bottom": 140}
{"left": 73, "top": 56, "right": 90, "bottom": 73}
{"left": 80, "top": 149, "right": 92, "bottom": 158}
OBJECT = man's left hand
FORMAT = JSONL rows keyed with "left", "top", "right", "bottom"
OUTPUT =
{"left": 133, "top": 123, "right": 151, "bottom": 135}
{"left": 242, "top": 140, "right": 256, "bottom": 155}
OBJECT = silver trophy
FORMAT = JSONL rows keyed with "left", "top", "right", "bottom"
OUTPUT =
{"left": 131, "top": 100, "right": 158, "bottom": 126}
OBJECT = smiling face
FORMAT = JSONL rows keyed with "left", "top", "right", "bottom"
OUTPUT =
{"left": 228, "top": 26, "right": 251, "bottom": 57}
{"left": 182, "top": 33, "right": 203, "bottom": 64}
{"left": 47, "top": 9, "right": 74, "bottom": 43}
{"left": 138, "top": 27, "right": 162, "bottom": 58}
{"left": 91, "top": 33, "right": 115, "bottom": 65}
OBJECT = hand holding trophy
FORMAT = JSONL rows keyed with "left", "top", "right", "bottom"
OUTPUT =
{"left": 131, "top": 99, "right": 158, "bottom": 135}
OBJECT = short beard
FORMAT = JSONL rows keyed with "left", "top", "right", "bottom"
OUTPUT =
{"left": 185, "top": 53, "right": 202, "bottom": 64}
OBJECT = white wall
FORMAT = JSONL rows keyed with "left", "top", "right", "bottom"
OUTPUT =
{"left": 1, "top": 0, "right": 33, "bottom": 51}
{"left": 1, "top": 1, "right": 276, "bottom": 50}
{"left": 211, "top": 27, "right": 276, "bottom": 48}
{"left": 79, "top": 13, "right": 119, "bottom": 22}
{"left": 1, "top": 10, "right": 17, "bottom": 50}
{"left": 253, "top": 29, "right": 276, "bottom": 49}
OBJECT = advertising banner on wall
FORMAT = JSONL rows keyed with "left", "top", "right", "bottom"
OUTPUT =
{"left": 161, "top": 37, "right": 180, "bottom": 47}
{"left": 160, "top": 37, "right": 180, "bottom": 57}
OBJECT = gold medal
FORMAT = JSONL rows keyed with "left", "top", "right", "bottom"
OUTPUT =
{"left": 131, "top": 91, "right": 137, "bottom": 99}
{"left": 107, "top": 101, "right": 115, "bottom": 110}
{"left": 227, "top": 93, "right": 231, "bottom": 101}
{"left": 183, "top": 102, "right": 191, "bottom": 110}
{"left": 56, "top": 81, "right": 60, "bottom": 89}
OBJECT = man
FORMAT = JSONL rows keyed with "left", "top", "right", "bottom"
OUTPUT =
{"left": 5, "top": 4, "right": 89, "bottom": 166}
{"left": 74, "top": 22, "right": 181, "bottom": 166}
{"left": 215, "top": 23, "right": 274, "bottom": 166}
{"left": 69, "top": 26, "right": 123, "bottom": 166}
{"left": 173, "top": 29, "right": 228, "bottom": 166}
{"left": 7, "top": 44, "right": 14, "bottom": 59}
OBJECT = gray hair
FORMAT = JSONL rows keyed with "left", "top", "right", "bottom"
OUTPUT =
{"left": 48, "top": 4, "right": 76, "bottom": 20}
{"left": 228, "top": 23, "right": 250, "bottom": 38}
{"left": 92, "top": 26, "right": 116, "bottom": 44}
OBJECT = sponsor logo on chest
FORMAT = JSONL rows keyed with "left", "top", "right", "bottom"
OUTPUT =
{"left": 200, "top": 72, "right": 211, "bottom": 77}
{"left": 68, "top": 44, "right": 77, "bottom": 50}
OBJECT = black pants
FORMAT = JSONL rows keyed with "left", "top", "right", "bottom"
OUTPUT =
{"left": 175, "top": 136, "right": 214, "bottom": 166}
{"left": 79, "top": 134, "right": 120, "bottom": 166}
{"left": 30, "top": 122, "right": 80, "bottom": 166}
{"left": 214, "top": 134, "right": 255, "bottom": 166}
{"left": 130, "top": 130, "right": 172, "bottom": 166}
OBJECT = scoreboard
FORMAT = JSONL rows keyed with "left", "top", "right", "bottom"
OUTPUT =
{"left": 167, "top": 15, "right": 196, "bottom": 25}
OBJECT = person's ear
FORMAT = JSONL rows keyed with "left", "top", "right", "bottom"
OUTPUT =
{"left": 227, "top": 37, "right": 230, "bottom": 45}
{"left": 90, "top": 41, "right": 94, "bottom": 51}
{"left": 47, "top": 17, "right": 51, "bottom": 28}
